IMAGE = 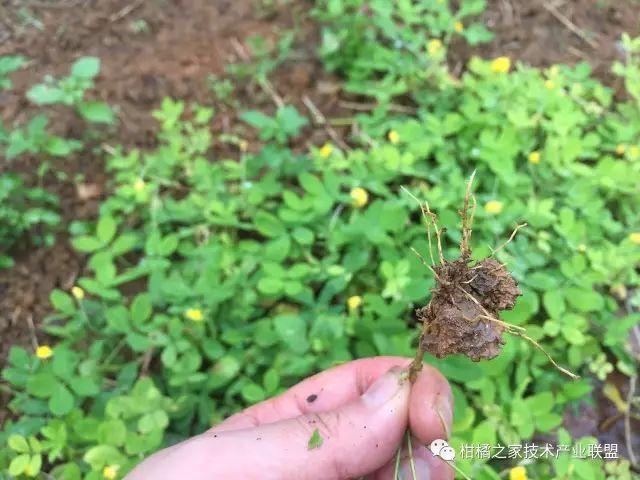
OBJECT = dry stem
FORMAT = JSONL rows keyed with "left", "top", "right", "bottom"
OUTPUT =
{"left": 491, "top": 223, "right": 528, "bottom": 257}
{"left": 460, "top": 170, "right": 476, "bottom": 257}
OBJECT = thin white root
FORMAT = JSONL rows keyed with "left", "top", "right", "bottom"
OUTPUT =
{"left": 511, "top": 330, "right": 580, "bottom": 380}
{"left": 410, "top": 247, "right": 444, "bottom": 283}
{"left": 460, "top": 171, "right": 477, "bottom": 255}
{"left": 491, "top": 223, "right": 528, "bottom": 257}
{"left": 402, "top": 186, "right": 438, "bottom": 266}
{"left": 406, "top": 433, "right": 418, "bottom": 480}
{"left": 459, "top": 287, "right": 578, "bottom": 379}
{"left": 393, "top": 442, "right": 402, "bottom": 479}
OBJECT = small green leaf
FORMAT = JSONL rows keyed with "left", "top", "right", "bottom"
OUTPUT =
{"left": 254, "top": 211, "right": 286, "bottom": 237}
{"left": 27, "top": 84, "right": 64, "bottom": 105}
{"left": 78, "top": 101, "right": 114, "bottom": 124}
{"left": 565, "top": 287, "right": 604, "bottom": 312}
{"left": 298, "top": 173, "right": 325, "bottom": 196}
{"left": 138, "top": 409, "right": 169, "bottom": 434}
{"left": 9, "top": 454, "right": 30, "bottom": 476}
{"left": 50, "top": 289, "right": 76, "bottom": 315}
{"left": 97, "top": 215, "right": 117, "bottom": 244}
{"left": 72, "top": 235, "right": 103, "bottom": 252}
{"left": 257, "top": 277, "right": 284, "bottom": 295}
{"left": 543, "top": 290, "right": 565, "bottom": 319}
{"left": 241, "top": 383, "right": 266, "bottom": 403}
{"left": 83, "top": 445, "right": 121, "bottom": 469}
{"left": 110, "top": 233, "right": 139, "bottom": 256}
{"left": 263, "top": 369, "right": 280, "bottom": 394}
{"left": 26, "top": 373, "right": 58, "bottom": 398}
{"left": 130, "top": 293, "right": 152, "bottom": 323}
{"left": 97, "top": 419, "right": 127, "bottom": 446}
{"left": 52, "top": 347, "right": 78, "bottom": 379}
{"left": 8, "top": 435, "right": 30, "bottom": 453}
{"left": 49, "top": 384, "right": 75, "bottom": 416}
{"left": 308, "top": 428, "right": 323, "bottom": 450}
{"left": 71, "top": 57, "right": 100, "bottom": 78}
{"left": 27, "top": 454, "right": 42, "bottom": 476}
{"left": 69, "top": 377, "right": 100, "bottom": 397}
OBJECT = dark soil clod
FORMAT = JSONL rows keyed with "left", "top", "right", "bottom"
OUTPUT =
{"left": 417, "top": 256, "right": 521, "bottom": 362}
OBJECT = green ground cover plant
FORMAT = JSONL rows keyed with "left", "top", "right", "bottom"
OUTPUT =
{"left": 0, "top": 173, "right": 60, "bottom": 269}
{"left": 1, "top": 1, "right": 639, "bottom": 479}
{"left": 0, "top": 56, "right": 114, "bottom": 269}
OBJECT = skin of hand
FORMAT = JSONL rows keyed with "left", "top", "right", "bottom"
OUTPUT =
{"left": 125, "top": 356, "right": 454, "bottom": 480}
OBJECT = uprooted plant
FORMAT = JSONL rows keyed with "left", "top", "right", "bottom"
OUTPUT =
{"left": 405, "top": 173, "right": 579, "bottom": 383}
{"left": 393, "top": 174, "right": 579, "bottom": 480}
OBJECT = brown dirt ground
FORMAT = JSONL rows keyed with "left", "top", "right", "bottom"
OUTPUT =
{"left": 0, "top": 0, "right": 638, "bottom": 451}
{"left": 451, "top": 0, "right": 640, "bottom": 90}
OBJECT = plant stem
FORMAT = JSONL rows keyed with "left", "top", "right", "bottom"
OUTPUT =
{"left": 393, "top": 443, "right": 402, "bottom": 479}
{"left": 406, "top": 432, "right": 418, "bottom": 480}
{"left": 408, "top": 336, "right": 426, "bottom": 383}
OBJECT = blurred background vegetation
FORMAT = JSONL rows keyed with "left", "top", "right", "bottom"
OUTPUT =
{"left": 0, "top": 0, "right": 639, "bottom": 478}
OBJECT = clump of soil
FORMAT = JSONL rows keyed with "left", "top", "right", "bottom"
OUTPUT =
{"left": 418, "top": 256, "right": 520, "bottom": 361}
{"left": 407, "top": 176, "right": 576, "bottom": 382}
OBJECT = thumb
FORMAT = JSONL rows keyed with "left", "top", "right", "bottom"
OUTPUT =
{"left": 126, "top": 367, "right": 410, "bottom": 480}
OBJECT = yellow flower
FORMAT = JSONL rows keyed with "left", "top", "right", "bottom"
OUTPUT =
{"left": 103, "top": 465, "right": 119, "bottom": 480}
{"left": 350, "top": 187, "right": 369, "bottom": 208}
{"left": 185, "top": 308, "right": 204, "bottom": 322}
{"left": 454, "top": 21, "right": 464, "bottom": 33}
{"left": 134, "top": 179, "right": 146, "bottom": 192}
{"left": 544, "top": 80, "right": 555, "bottom": 90}
{"left": 484, "top": 200, "right": 503, "bottom": 215}
{"left": 577, "top": 243, "right": 587, "bottom": 253}
{"left": 347, "top": 295, "right": 362, "bottom": 311}
{"left": 388, "top": 130, "right": 400, "bottom": 144}
{"left": 528, "top": 151, "right": 541, "bottom": 164}
{"left": 71, "top": 286, "right": 85, "bottom": 300}
{"left": 319, "top": 143, "right": 333, "bottom": 158}
{"left": 239, "top": 140, "right": 249, "bottom": 152}
{"left": 490, "top": 56, "right": 511, "bottom": 73}
{"left": 428, "top": 39, "right": 442, "bottom": 56}
{"left": 509, "top": 466, "right": 528, "bottom": 480}
{"left": 629, "top": 145, "right": 639, "bottom": 159}
{"left": 36, "top": 345, "right": 53, "bottom": 360}
{"left": 615, "top": 144, "right": 626, "bottom": 155}
{"left": 629, "top": 232, "right": 640, "bottom": 244}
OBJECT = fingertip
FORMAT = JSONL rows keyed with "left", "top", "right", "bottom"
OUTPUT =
{"left": 371, "top": 438, "right": 454, "bottom": 480}
{"left": 410, "top": 442, "right": 455, "bottom": 480}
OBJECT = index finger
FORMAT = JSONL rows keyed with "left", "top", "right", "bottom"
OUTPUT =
{"left": 213, "top": 356, "right": 411, "bottom": 432}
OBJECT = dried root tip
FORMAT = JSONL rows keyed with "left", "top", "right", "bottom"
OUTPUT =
{"left": 507, "top": 328, "right": 580, "bottom": 380}
{"left": 491, "top": 223, "right": 528, "bottom": 257}
{"left": 477, "top": 313, "right": 579, "bottom": 379}
{"left": 460, "top": 171, "right": 477, "bottom": 257}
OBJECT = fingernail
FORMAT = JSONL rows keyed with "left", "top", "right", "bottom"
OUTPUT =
{"left": 361, "top": 367, "right": 404, "bottom": 407}
{"left": 434, "top": 394, "right": 453, "bottom": 438}
{"left": 399, "top": 457, "right": 431, "bottom": 480}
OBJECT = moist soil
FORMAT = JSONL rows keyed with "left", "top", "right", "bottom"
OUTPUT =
{"left": 417, "top": 256, "right": 521, "bottom": 361}
{"left": 0, "top": 0, "right": 638, "bottom": 454}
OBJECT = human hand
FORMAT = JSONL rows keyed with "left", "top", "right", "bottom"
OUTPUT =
{"left": 126, "top": 356, "right": 453, "bottom": 480}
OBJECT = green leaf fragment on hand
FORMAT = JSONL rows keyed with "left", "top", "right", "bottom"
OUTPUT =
{"left": 307, "top": 428, "right": 323, "bottom": 450}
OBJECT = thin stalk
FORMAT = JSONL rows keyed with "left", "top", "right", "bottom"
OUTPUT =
{"left": 406, "top": 433, "right": 418, "bottom": 480}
